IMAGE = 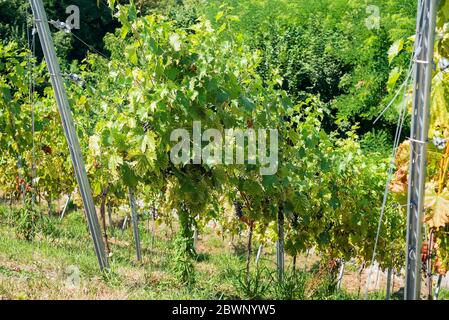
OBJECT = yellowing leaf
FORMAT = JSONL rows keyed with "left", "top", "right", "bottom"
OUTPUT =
{"left": 77, "top": 95, "right": 87, "bottom": 105}
{"left": 387, "top": 67, "right": 402, "bottom": 92}
{"left": 141, "top": 131, "right": 156, "bottom": 154}
{"left": 430, "top": 73, "right": 449, "bottom": 136}
{"left": 216, "top": 11, "right": 224, "bottom": 22}
{"left": 108, "top": 0, "right": 116, "bottom": 9}
{"left": 169, "top": 33, "right": 181, "bottom": 52}
{"left": 424, "top": 185, "right": 449, "bottom": 229}
{"left": 126, "top": 45, "right": 138, "bottom": 65}
{"left": 388, "top": 39, "right": 404, "bottom": 64}
{"left": 89, "top": 135, "right": 101, "bottom": 157}
{"left": 108, "top": 153, "right": 123, "bottom": 176}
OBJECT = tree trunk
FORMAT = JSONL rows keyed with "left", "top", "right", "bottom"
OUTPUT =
{"left": 427, "top": 230, "right": 435, "bottom": 300}
{"left": 277, "top": 204, "right": 285, "bottom": 282}
{"left": 392, "top": 269, "right": 396, "bottom": 294}
{"left": 304, "top": 249, "right": 310, "bottom": 272}
{"left": 147, "top": 209, "right": 151, "bottom": 234}
{"left": 337, "top": 260, "right": 345, "bottom": 290}
{"left": 357, "top": 262, "right": 365, "bottom": 299}
{"left": 375, "top": 266, "right": 381, "bottom": 291}
{"left": 151, "top": 206, "right": 156, "bottom": 251}
{"left": 100, "top": 187, "right": 110, "bottom": 254}
{"left": 178, "top": 204, "right": 195, "bottom": 255}
{"left": 47, "top": 194, "right": 53, "bottom": 215}
{"left": 107, "top": 201, "right": 113, "bottom": 236}
{"left": 246, "top": 222, "right": 254, "bottom": 283}
{"left": 386, "top": 267, "right": 393, "bottom": 300}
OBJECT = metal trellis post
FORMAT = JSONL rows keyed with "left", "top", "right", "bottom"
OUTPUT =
{"left": 405, "top": 0, "right": 438, "bottom": 300}
{"left": 128, "top": 188, "right": 142, "bottom": 262}
{"left": 30, "top": 0, "right": 109, "bottom": 271}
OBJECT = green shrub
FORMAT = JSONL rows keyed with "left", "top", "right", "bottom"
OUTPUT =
{"left": 172, "top": 235, "right": 196, "bottom": 287}
{"left": 360, "top": 129, "right": 392, "bottom": 154}
{"left": 15, "top": 202, "right": 39, "bottom": 241}
{"left": 229, "top": 267, "right": 272, "bottom": 300}
{"left": 271, "top": 271, "right": 309, "bottom": 300}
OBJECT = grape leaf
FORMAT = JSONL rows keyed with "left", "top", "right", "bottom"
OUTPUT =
{"left": 437, "top": 0, "right": 449, "bottom": 28}
{"left": 424, "top": 185, "right": 449, "bottom": 229}
{"left": 169, "top": 33, "right": 182, "bottom": 52}
{"left": 388, "top": 39, "right": 404, "bottom": 64}
{"left": 429, "top": 73, "right": 449, "bottom": 137}
{"left": 387, "top": 67, "right": 402, "bottom": 92}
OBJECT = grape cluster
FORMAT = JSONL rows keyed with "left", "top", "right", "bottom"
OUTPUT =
{"left": 233, "top": 200, "right": 243, "bottom": 219}
{"left": 433, "top": 136, "right": 447, "bottom": 150}
{"left": 439, "top": 57, "right": 449, "bottom": 73}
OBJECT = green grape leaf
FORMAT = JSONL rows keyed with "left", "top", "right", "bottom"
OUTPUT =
{"left": 238, "top": 95, "right": 255, "bottom": 112}
{"left": 437, "top": 0, "right": 449, "bottom": 28}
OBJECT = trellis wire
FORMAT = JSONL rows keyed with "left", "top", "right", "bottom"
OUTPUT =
{"left": 364, "top": 42, "right": 417, "bottom": 299}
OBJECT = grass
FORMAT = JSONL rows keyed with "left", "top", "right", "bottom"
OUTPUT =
{"left": 0, "top": 204, "right": 443, "bottom": 300}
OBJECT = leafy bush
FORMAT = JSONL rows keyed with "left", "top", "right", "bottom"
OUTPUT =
{"left": 15, "top": 202, "right": 39, "bottom": 241}
{"left": 360, "top": 129, "right": 392, "bottom": 154}
{"left": 38, "top": 215, "right": 62, "bottom": 238}
{"left": 194, "top": 0, "right": 416, "bottom": 135}
{"left": 0, "top": 0, "right": 118, "bottom": 63}
{"left": 172, "top": 235, "right": 196, "bottom": 286}
{"left": 0, "top": 205, "right": 13, "bottom": 225}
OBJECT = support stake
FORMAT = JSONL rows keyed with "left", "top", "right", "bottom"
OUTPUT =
{"left": 29, "top": 0, "right": 108, "bottom": 271}
{"left": 128, "top": 188, "right": 142, "bottom": 262}
{"left": 405, "top": 0, "right": 438, "bottom": 300}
